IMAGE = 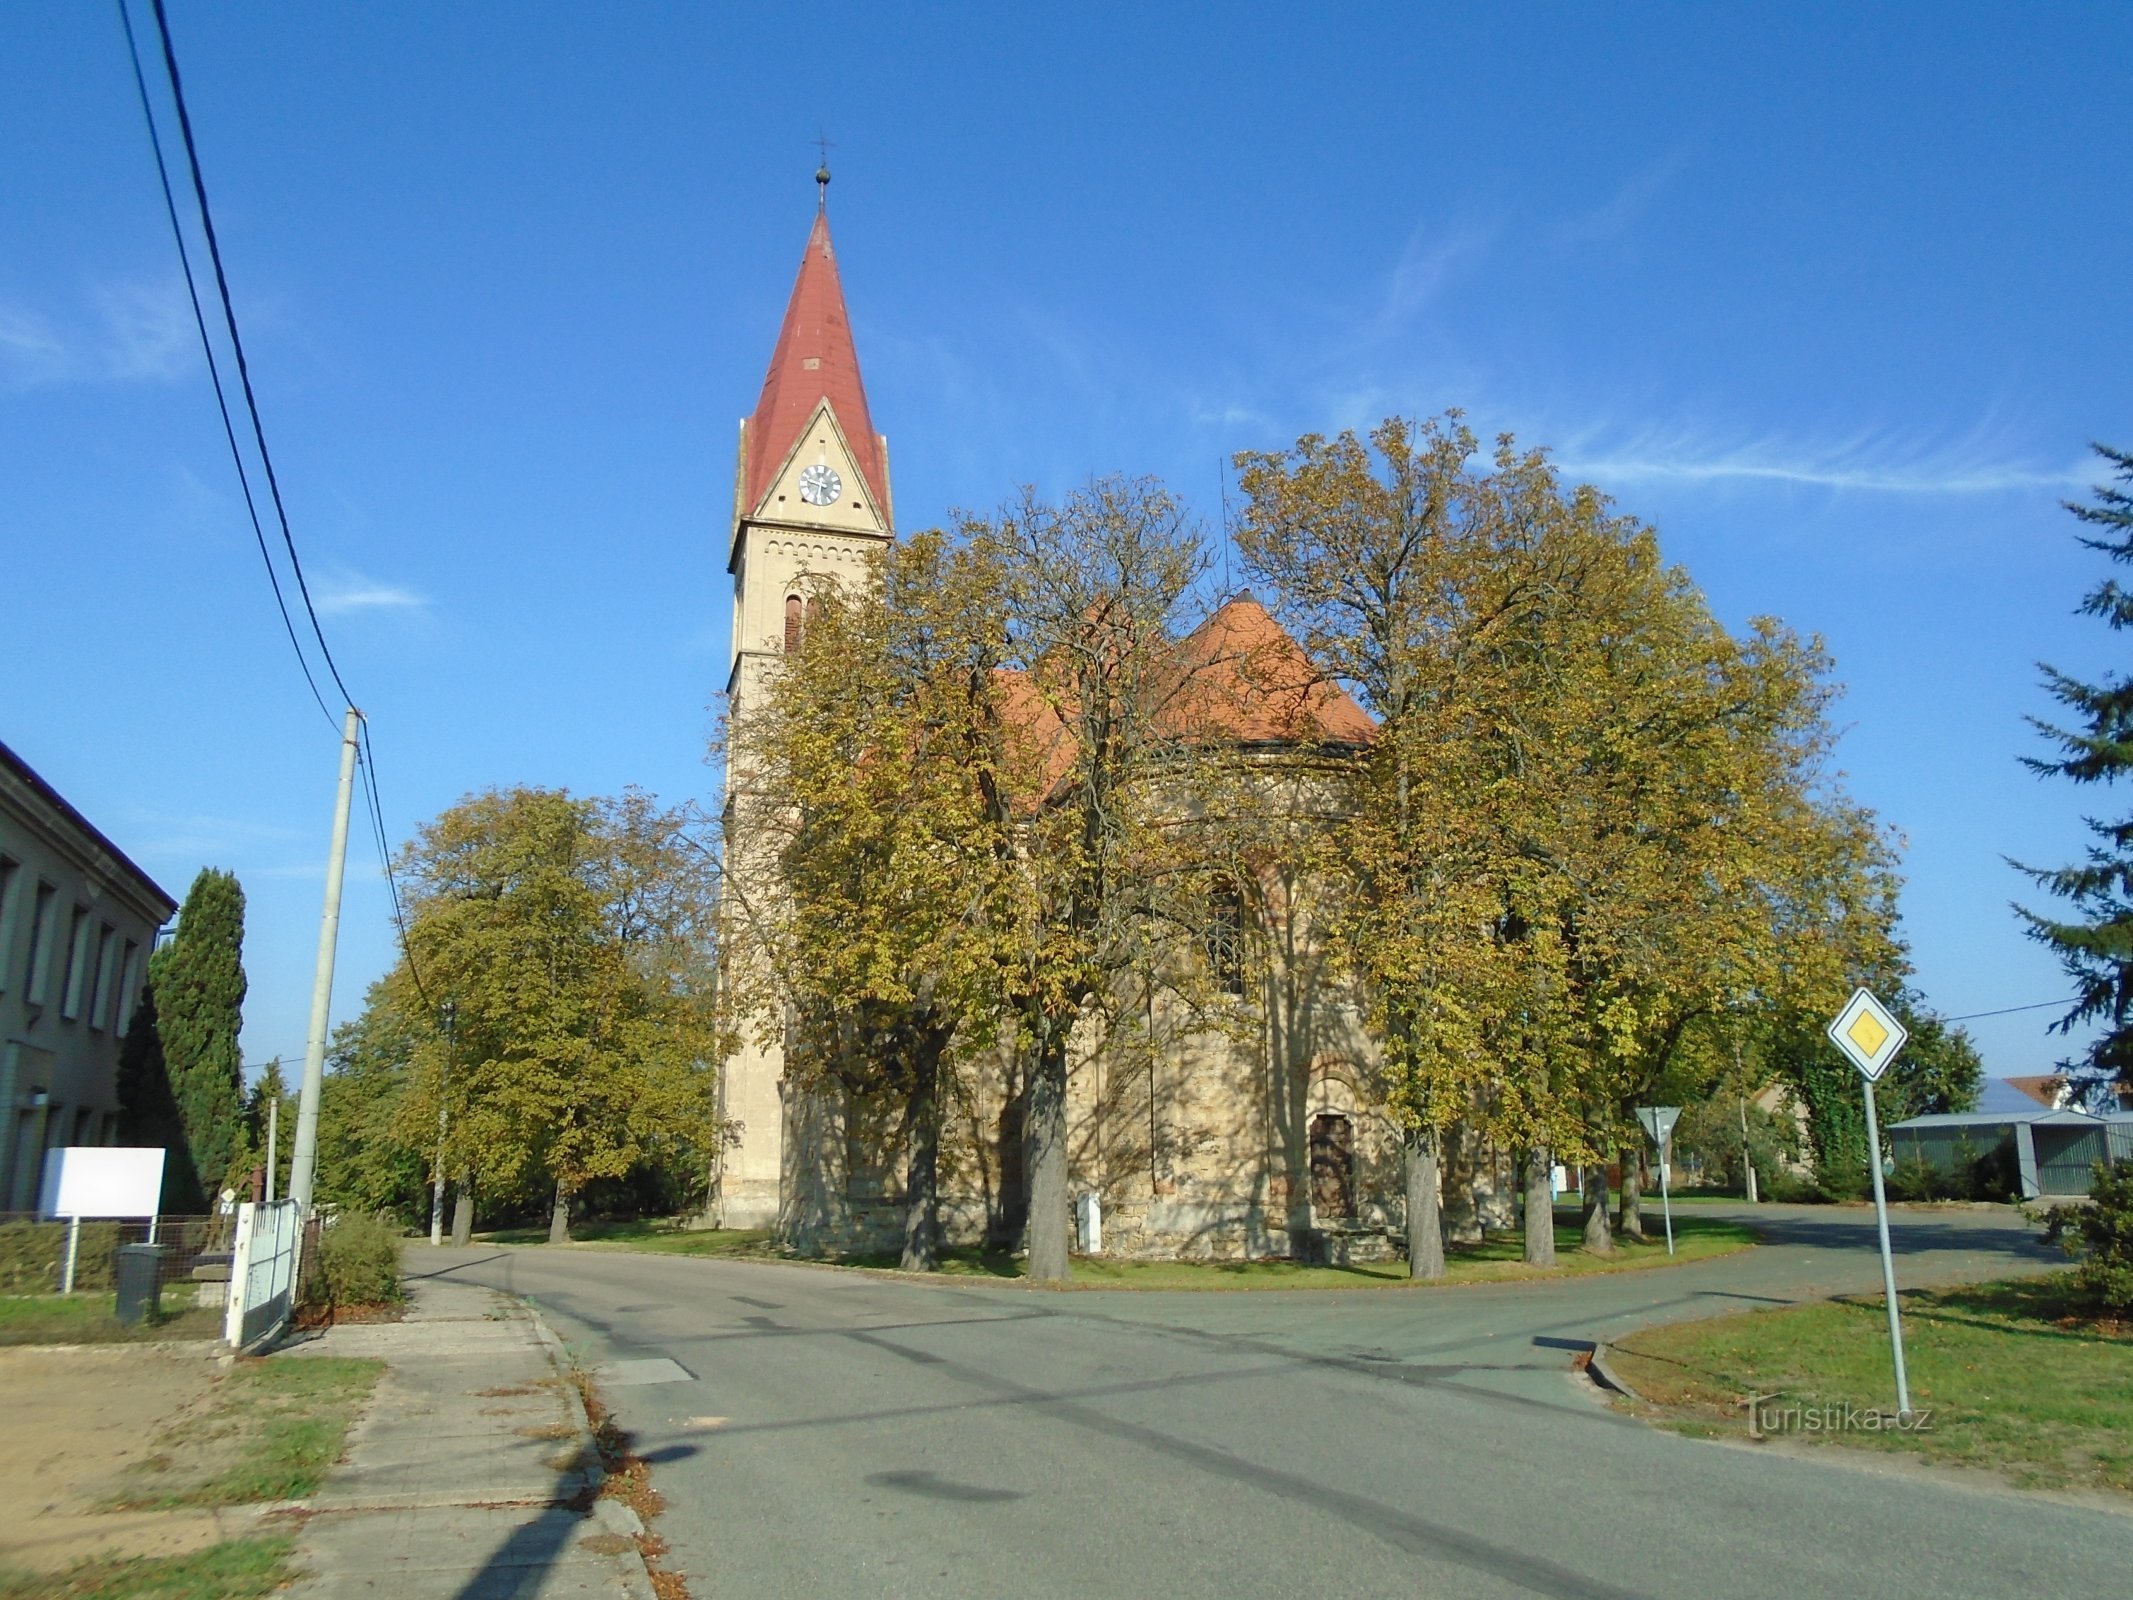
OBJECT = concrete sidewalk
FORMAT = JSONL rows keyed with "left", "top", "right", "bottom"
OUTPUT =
{"left": 276, "top": 1273, "right": 656, "bottom": 1600}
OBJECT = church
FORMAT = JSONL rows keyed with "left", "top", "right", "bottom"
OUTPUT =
{"left": 711, "top": 179, "right": 1518, "bottom": 1261}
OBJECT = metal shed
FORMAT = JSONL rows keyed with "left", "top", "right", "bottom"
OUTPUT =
{"left": 1886, "top": 1108, "right": 2117, "bottom": 1200}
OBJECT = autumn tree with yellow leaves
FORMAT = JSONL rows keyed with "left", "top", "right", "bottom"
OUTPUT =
{"left": 1236, "top": 416, "right": 1903, "bottom": 1273}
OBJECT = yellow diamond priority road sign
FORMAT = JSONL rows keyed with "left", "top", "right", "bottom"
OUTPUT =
{"left": 1827, "top": 987, "right": 1908, "bottom": 1082}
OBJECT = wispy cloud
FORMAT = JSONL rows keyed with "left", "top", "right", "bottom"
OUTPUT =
{"left": 312, "top": 566, "right": 430, "bottom": 616}
{"left": 93, "top": 282, "right": 193, "bottom": 381}
{"left": 0, "top": 306, "right": 73, "bottom": 389}
{"left": 1550, "top": 152, "right": 1691, "bottom": 247}
{"left": 120, "top": 809, "right": 302, "bottom": 861}
{"left": 1555, "top": 421, "right": 2088, "bottom": 497}
{"left": 0, "top": 280, "right": 197, "bottom": 390}
{"left": 1371, "top": 220, "right": 1498, "bottom": 337}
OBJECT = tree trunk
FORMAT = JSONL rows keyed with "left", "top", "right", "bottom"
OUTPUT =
{"left": 1026, "top": 1033, "right": 1071, "bottom": 1285}
{"left": 900, "top": 1046, "right": 943, "bottom": 1273}
{"left": 1582, "top": 1162, "right": 1614, "bottom": 1253}
{"left": 1617, "top": 1144, "right": 1646, "bottom": 1239}
{"left": 1405, "top": 1130, "right": 1446, "bottom": 1279}
{"left": 548, "top": 1182, "right": 571, "bottom": 1245}
{"left": 1522, "top": 1146, "right": 1557, "bottom": 1266}
{"left": 449, "top": 1175, "right": 474, "bottom": 1247}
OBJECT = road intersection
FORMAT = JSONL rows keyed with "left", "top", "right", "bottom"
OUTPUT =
{"left": 421, "top": 1205, "right": 2124, "bottom": 1599}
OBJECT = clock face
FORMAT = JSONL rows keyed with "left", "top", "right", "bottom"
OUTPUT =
{"left": 798, "top": 463, "right": 843, "bottom": 506}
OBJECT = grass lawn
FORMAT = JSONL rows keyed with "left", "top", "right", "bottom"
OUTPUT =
{"left": 114, "top": 1357, "right": 384, "bottom": 1509}
{"left": 1607, "top": 1272, "right": 2133, "bottom": 1498}
{"left": 477, "top": 1207, "right": 1755, "bottom": 1289}
{"left": 0, "top": 1536, "right": 295, "bottom": 1600}
{"left": 0, "top": 1294, "right": 222, "bottom": 1347}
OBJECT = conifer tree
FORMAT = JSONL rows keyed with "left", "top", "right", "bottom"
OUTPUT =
{"left": 148, "top": 869, "right": 249, "bottom": 1204}
{"left": 2016, "top": 444, "right": 2133, "bottom": 1092}
{"left": 115, "top": 981, "right": 205, "bottom": 1212}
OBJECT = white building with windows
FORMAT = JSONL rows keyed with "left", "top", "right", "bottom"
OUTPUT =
{"left": 0, "top": 740, "right": 175, "bottom": 1212}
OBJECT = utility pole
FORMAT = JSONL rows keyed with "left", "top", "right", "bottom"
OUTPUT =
{"left": 287, "top": 706, "right": 361, "bottom": 1213}
{"left": 1733, "top": 1036, "right": 1759, "bottom": 1203}
{"left": 265, "top": 1094, "right": 278, "bottom": 1203}
{"left": 430, "top": 1000, "right": 455, "bottom": 1247}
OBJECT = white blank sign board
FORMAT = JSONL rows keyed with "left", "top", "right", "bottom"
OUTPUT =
{"left": 39, "top": 1147, "right": 166, "bottom": 1219}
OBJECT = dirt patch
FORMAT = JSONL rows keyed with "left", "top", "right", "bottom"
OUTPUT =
{"left": 0, "top": 1347, "right": 243, "bottom": 1574}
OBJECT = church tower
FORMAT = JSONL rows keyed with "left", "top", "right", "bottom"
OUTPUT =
{"left": 716, "top": 174, "right": 893, "bottom": 1229}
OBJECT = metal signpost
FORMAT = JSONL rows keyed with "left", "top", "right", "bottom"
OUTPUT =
{"left": 1826, "top": 986, "right": 1912, "bottom": 1418}
{"left": 1634, "top": 1106, "right": 1681, "bottom": 1254}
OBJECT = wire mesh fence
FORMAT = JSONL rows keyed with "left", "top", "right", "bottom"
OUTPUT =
{"left": 0, "top": 1212, "right": 227, "bottom": 1296}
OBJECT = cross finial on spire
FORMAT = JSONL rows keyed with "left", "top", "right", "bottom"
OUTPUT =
{"left": 814, "top": 131, "right": 834, "bottom": 209}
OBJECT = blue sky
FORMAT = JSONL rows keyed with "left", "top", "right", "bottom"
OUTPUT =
{"left": 3, "top": 3, "right": 2128, "bottom": 1082}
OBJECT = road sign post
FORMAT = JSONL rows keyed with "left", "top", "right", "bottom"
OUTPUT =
{"left": 1826, "top": 987, "right": 1913, "bottom": 1419}
{"left": 1634, "top": 1106, "right": 1680, "bottom": 1255}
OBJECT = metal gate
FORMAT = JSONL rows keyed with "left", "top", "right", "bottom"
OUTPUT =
{"left": 224, "top": 1198, "right": 300, "bottom": 1352}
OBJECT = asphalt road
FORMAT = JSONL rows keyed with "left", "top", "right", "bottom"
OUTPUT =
{"left": 420, "top": 1205, "right": 2129, "bottom": 1599}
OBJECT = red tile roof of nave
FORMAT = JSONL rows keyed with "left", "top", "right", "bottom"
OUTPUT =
{"left": 1164, "top": 595, "right": 1376, "bottom": 747}
{"left": 990, "top": 597, "right": 1374, "bottom": 802}
{"left": 743, "top": 210, "right": 888, "bottom": 520}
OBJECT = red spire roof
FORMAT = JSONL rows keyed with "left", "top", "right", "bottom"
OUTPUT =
{"left": 743, "top": 210, "right": 888, "bottom": 519}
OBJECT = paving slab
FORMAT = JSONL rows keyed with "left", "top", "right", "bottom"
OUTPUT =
{"left": 277, "top": 1274, "right": 652, "bottom": 1600}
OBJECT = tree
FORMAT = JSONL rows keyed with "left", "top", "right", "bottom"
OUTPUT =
{"left": 987, "top": 479, "right": 1217, "bottom": 1284}
{"left": 115, "top": 982, "right": 204, "bottom": 1212}
{"left": 2015, "top": 444, "right": 2133, "bottom": 1095}
{"left": 144, "top": 869, "right": 248, "bottom": 1207}
{"left": 1237, "top": 417, "right": 1906, "bottom": 1267}
{"left": 244, "top": 1057, "right": 296, "bottom": 1200}
{"left": 1775, "top": 995, "right": 1983, "bottom": 1196}
{"left": 721, "top": 529, "right": 1026, "bottom": 1270}
{"left": 360, "top": 787, "right": 719, "bottom": 1241}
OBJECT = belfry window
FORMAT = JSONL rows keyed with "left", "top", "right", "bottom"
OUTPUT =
{"left": 1205, "top": 877, "right": 1245, "bottom": 997}
{"left": 784, "top": 594, "right": 804, "bottom": 654}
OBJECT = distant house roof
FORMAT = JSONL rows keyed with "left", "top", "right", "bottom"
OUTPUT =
{"left": 2004, "top": 1073, "right": 2068, "bottom": 1109}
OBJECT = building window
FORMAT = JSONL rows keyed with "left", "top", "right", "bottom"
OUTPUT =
{"left": 113, "top": 940, "right": 141, "bottom": 1037}
{"left": 0, "top": 855, "right": 18, "bottom": 993}
{"left": 1204, "top": 878, "right": 1245, "bottom": 997}
{"left": 23, "top": 881, "right": 56, "bottom": 1005}
{"left": 89, "top": 923, "right": 116, "bottom": 1032}
{"left": 784, "top": 593, "right": 805, "bottom": 653}
{"left": 60, "top": 905, "right": 92, "bottom": 1021}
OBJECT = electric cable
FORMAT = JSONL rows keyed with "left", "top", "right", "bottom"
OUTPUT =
{"left": 115, "top": 0, "right": 335, "bottom": 731}
{"left": 142, "top": 0, "right": 357, "bottom": 713}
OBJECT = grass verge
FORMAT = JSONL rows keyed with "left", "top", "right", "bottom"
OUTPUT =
{"left": 1607, "top": 1272, "right": 2133, "bottom": 1497}
{"left": 115, "top": 1357, "right": 384, "bottom": 1508}
{"left": 0, "top": 1535, "right": 295, "bottom": 1600}
{"left": 0, "top": 1294, "right": 221, "bottom": 1347}
{"left": 479, "top": 1209, "right": 1754, "bottom": 1289}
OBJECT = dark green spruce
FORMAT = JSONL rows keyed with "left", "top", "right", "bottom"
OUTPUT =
{"left": 144, "top": 869, "right": 250, "bottom": 1207}
{"left": 2015, "top": 444, "right": 2133, "bottom": 1092}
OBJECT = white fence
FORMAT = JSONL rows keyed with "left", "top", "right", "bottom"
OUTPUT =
{"left": 225, "top": 1198, "right": 301, "bottom": 1352}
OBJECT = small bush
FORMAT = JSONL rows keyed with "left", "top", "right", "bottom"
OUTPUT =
{"left": 2042, "top": 1161, "right": 2133, "bottom": 1319}
{"left": 302, "top": 1212, "right": 404, "bottom": 1313}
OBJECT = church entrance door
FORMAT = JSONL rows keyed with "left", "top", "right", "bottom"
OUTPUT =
{"left": 1309, "top": 1113, "right": 1355, "bottom": 1220}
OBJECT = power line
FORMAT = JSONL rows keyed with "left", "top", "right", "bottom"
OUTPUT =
{"left": 140, "top": 0, "right": 357, "bottom": 714}
{"left": 1944, "top": 996, "right": 2084, "bottom": 1023}
{"left": 120, "top": 0, "right": 437, "bottom": 1017}
{"left": 357, "top": 720, "right": 436, "bottom": 1011}
{"left": 115, "top": 0, "right": 335, "bottom": 732}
